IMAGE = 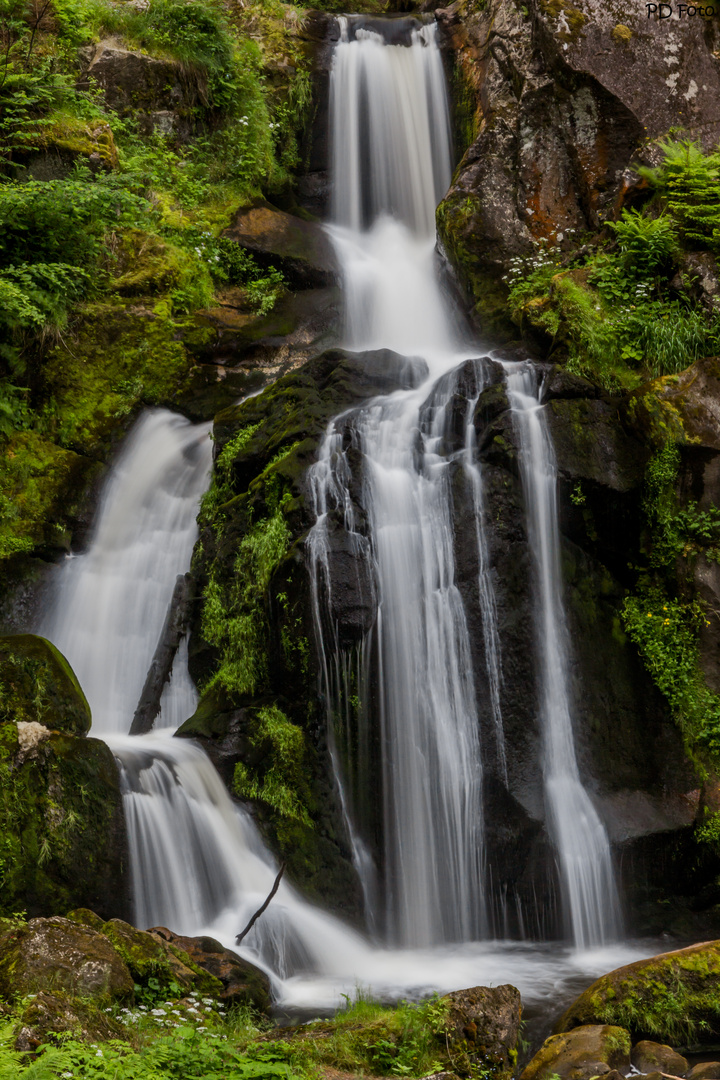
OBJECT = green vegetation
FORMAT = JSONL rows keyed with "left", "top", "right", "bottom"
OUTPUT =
{"left": 287, "top": 993, "right": 452, "bottom": 1078}
{"left": 0, "top": 0, "right": 311, "bottom": 568}
{"left": 0, "top": 982, "right": 461, "bottom": 1080}
{"left": 503, "top": 140, "right": 720, "bottom": 391}
{"left": 621, "top": 444, "right": 720, "bottom": 764}
{"left": 202, "top": 503, "right": 291, "bottom": 699}
{"left": 233, "top": 704, "right": 312, "bottom": 831}
{"left": 0, "top": 998, "right": 301, "bottom": 1080}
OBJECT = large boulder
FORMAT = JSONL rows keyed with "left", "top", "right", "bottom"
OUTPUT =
{"left": 0, "top": 722, "right": 128, "bottom": 919}
{"left": 520, "top": 1025, "right": 630, "bottom": 1080}
{"left": 148, "top": 927, "right": 271, "bottom": 1012}
{"left": 557, "top": 940, "right": 720, "bottom": 1044}
{"left": 444, "top": 984, "right": 522, "bottom": 1080}
{"left": 0, "top": 916, "right": 134, "bottom": 1002}
{"left": 223, "top": 199, "right": 339, "bottom": 289}
{"left": 0, "top": 633, "right": 91, "bottom": 736}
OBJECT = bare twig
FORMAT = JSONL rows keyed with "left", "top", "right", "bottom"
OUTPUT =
{"left": 235, "top": 863, "right": 286, "bottom": 945}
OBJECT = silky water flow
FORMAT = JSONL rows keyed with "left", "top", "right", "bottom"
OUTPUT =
{"left": 37, "top": 15, "right": 646, "bottom": 1021}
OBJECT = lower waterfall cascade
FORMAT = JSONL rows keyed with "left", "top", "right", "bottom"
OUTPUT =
{"left": 34, "top": 11, "right": 661, "bottom": 1021}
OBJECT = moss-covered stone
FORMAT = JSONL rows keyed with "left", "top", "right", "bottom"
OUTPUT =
{"left": 101, "top": 918, "right": 180, "bottom": 990}
{"left": 557, "top": 941, "right": 720, "bottom": 1045}
{"left": 0, "top": 634, "right": 91, "bottom": 735}
{"left": 521, "top": 1025, "right": 630, "bottom": 1080}
{"left": 0, "top": 722, "right": 128, "bottom": 919}
{"left": 0, "top": 430, "right": 97, "bottom": 564}
{"left": 41, "top": 299, "right": 202, "bottom": 457}
{"left": 147, "top": 928, "right": 269, "bottom": 1010}
{"left": 66, "top": 907, "right": 105, "bottom": 931}
{"left": 0, "top": 915, "right": 134, "bottom": 1002}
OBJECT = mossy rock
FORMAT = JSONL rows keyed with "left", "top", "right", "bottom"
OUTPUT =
{"left": 42, "top": 299, "right": 204, "bottom": 456}
{"left": 0, "top": 723, "right": 128, "bottom": 919}
{"left": 66, "top": 908, "right": 105, "bottom": 931}
{"left": 0, "top": 431, "right": 96, "bottom": 564}
{"left": 0, "top": 634, "right": 91, "bottom": 735}
{"left": 556, "top": 940, "right": 720, "bottom": 1045}
{"left": 146, "top": 928, "right": 269, "bottom": 1011}
{"left": 520, "top": 1024, "right": 630, "bottom": 1080}
{"left": 0, "top": 916, "right": 134, "bottom": 1003}
{"left": 101, "top": 918, "right": 180, "bottom": 990}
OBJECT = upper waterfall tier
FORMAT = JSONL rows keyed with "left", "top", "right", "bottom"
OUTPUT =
{"left": 330, "top": 16, "right": 452, "bottom": 236}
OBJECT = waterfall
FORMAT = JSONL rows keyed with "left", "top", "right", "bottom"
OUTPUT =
{"left": 29, "top": 14, "right": 639, "bottom": 1017}
{"left": 41, "top": 411, "right": 212, "bottom": 736}
{"left": 505, "top": 364, "right": 621, "bottom": 948}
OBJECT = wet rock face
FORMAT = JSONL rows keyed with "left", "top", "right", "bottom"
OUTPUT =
{"left": 435, "top": 0, "right": 720, "bottom": 334}
{"left": 466, "top": 361, "right": 694, "bottom": 933}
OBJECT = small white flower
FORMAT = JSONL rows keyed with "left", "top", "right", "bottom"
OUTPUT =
{"left": 151, "top": 1008, "right": 166, "bottom": 1016}
{"left": 95, "top": 1051, "right": 103, "bottom": 1058}
{"left": 202, "top": 998, "right": 214, "bottom": 1005}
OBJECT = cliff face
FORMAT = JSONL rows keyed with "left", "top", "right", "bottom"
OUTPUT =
{"left": 435, "top": 0, "right": 720, "bottom": 334}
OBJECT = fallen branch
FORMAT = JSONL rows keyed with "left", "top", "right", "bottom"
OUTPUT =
{"left": 236, "top": 863, "right": 286, "bottom": 945}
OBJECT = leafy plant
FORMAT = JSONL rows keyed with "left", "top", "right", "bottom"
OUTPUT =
{"left": 642, "top": 139, "right": 720, "bottom": 252}
{"left": 608, "top": 209, "right": 677, "bottom": 275}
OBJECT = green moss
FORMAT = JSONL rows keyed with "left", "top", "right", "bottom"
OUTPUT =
{"left": 539, "top": 0, "right": 587, "bottom": 40}
{"left": 561, "top": 943, "right": 720, "bottom": 1044}
{"left": 0, "top": 723, "right": 125, "bottom": 918}
{"left": 41, "top": 299, "right": 200, "bottom": 455}
{"left": 233, "top": 704, "right": 312, "bottom": 835}
{"left": 0, "top": 634, "right": 91, "bottom": 735}
{"left": 39, "top": 111, "right": 118, "bottom": 169}
{"left": 202, "top": 504, "right": 291, "bottom": 699}
{"left": 110, "top": 229, "right": 214, "bottom": 309}
{"left": 0, "top": 431, "right": 94, "bottom": 563}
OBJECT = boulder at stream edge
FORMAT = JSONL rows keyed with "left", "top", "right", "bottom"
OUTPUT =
{"left": 557, "top": 940, "right": 720, "bottom": 1044}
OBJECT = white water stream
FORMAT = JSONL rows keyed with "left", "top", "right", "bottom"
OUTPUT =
{"left": 505, "top": 365, "right": 621, "bottom": 949}
{"left": 35, "top": 13, "right": 652, "bottom": 1024}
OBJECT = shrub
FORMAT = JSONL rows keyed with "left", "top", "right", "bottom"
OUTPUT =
{"left": 608, "top": 209, "right": 678, "bottom": 275}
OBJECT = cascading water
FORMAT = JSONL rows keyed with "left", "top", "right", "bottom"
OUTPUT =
{"left": 41, "top": 411, "right": 212, "bottom": 736}
{"left": 504, "top": 365, "right": 621, "bottom": 949}
{"left": 32, "top": 13, "right": 648, "bottom": 1024}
